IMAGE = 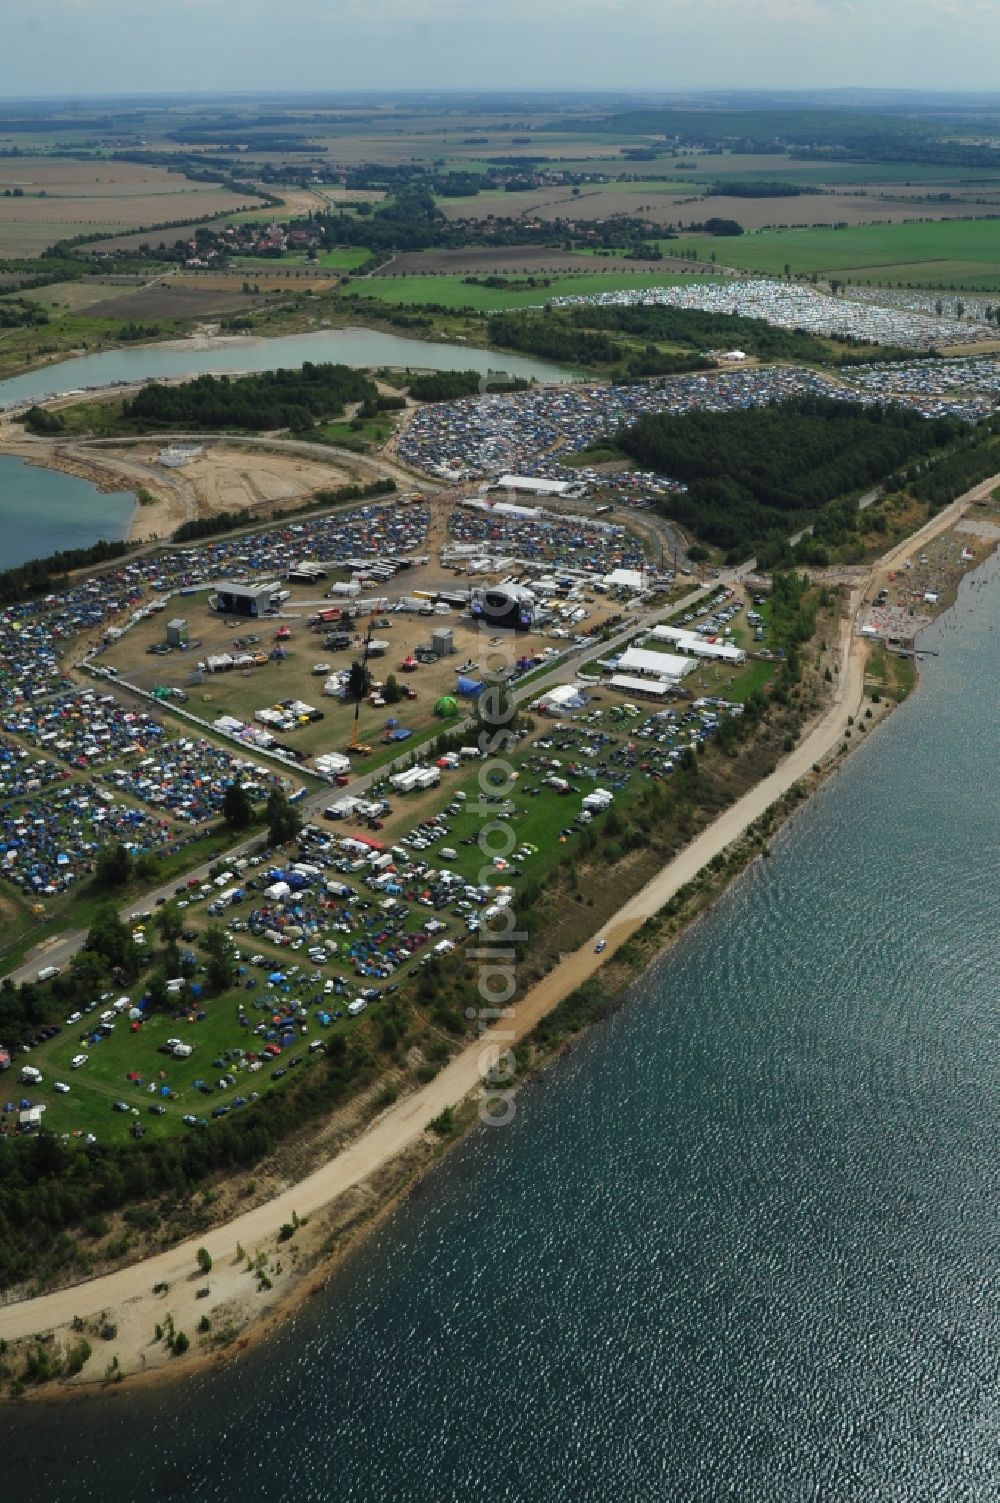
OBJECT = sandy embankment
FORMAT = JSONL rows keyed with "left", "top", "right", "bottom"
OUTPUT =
{"left": 0, "top": 430, "right": 380, "bottom": 543}
{"left": 0, "top": 480, "right": 994, "bottom": 1387}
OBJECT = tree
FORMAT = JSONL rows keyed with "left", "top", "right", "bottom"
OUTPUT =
{"left": 146, "top": 971, "right": 169, "bottom": 1013}
{"left": 266, "top": 788, "right": 301, "bottom": 847}
{"left": 24, "top": 405, "right": 65, "bottom": 436}
{"left": 222, "top": 780, "right": 254, "bottom": 831}
{"left": 196, "top": 1247, "right": 213, "bottom": 1275}
{"left": 153, "top": 905, "right": 183, "bottom": 947}
{"left": 95, "top": 842, "right": 133, "bottom": 890}
{"left": 384, "top": 673, "right": 403, "bottom": 705}
{"left": 84, "top": 904, "right": 141, "bottom": 978}
{"left": 67, "top": 948, "right": 106, "bottom": 997}
{"left": 201, "top": 923, "right": 236, "bottom": 993}
{"left": 347, "top": 658, "right": 371, "bottom": 703}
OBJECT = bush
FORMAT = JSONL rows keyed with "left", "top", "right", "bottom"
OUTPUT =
{"left": 196, "top": 1247, "right": 212, "bottom": 1275}
{"left": 66, "top": 1338, "right": 92, "bottom": 1376}
{"left": 428, "top": 1106, "right": 455, "bottom": 1136}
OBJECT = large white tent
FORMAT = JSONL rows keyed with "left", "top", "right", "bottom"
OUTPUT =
{"left": 616, "top": 647, "right": 694, "bottom": 682}
{"left": 650, "top": 625, "right": 746, "bottom": 664}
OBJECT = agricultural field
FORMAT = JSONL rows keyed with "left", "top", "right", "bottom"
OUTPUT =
{"left": 348, "top": 269, "right": 710, "bottom": 310}
{"left": 0, "top": 158, "right": 266, "bottom": 257}
{"left": 76, "top": 283, "right": 272, "bottom": 323}
{"left": 2, "top": 277, "right": 153, "bottom": 315}
{"left": 668, "top": 217, "right": 1000, "bottom": 289}
{"left": 379, "top": 247, "right": 683, "bottom": 278}
{"left": 307, "top": 247, "right": 374, "bottom": 270}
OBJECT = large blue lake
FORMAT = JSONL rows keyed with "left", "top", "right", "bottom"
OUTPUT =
{"left": 0, "top": 556, "right": 997, "bottom": 1501}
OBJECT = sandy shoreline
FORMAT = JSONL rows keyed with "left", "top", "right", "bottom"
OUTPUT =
{"left": 0, "top": 427, "right": 420, "bottom": 546}
{"left": 0, "top": 479, "right": 996, "bottom": 1397}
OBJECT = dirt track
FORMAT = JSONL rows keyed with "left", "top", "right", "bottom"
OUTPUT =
{"left": 0, "top": 430, "right": 424, "bottom": 542}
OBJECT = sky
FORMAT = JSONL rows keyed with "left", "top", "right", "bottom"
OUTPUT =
{"left": 5, "top": 0, "right": 1000, "bottom": 97}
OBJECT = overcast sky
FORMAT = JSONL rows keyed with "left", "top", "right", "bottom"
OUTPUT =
{"left": 6, "top": 0, "right": 1000, "bottom": 97}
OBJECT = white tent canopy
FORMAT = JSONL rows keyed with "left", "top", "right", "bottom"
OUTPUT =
{"left": 650, "top": 625, "right": 746, "bottom": 664}
{"left": 610, "top": 674, "right": 670, "bottom": 698}
{"left": 617, "top": 647, "right": 694, "bottom": 681}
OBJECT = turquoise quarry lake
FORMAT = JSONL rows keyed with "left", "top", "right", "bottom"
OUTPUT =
{"left": 1, "top": 557, "right": 997, "bottom": 1501}
{"left": 0, "top": 326, "right": 573, "bottom": 409}
{"left": 0, "top": 327, "right": 571, "bottom": 565}
{"left": 0, "top": 454, "right": 134, "bottom": 568}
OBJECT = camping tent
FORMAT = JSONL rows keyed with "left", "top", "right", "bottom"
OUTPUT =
{"left": 434, "top": 694, "right": 459, "bottom": 717}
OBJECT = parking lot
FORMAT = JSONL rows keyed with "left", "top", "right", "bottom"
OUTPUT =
{"left": 552, "top": 279, "right": 994, "bottom": 350}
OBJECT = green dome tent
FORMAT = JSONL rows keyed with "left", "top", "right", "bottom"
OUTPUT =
{"left": 434, "top": 694, "right": 458, "bottom": 718}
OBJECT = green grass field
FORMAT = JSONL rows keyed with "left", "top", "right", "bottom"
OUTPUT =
{"left": 8, "top": 978, "right": 330, "bottom": 1145}
{"left": 304, "top": 247, "right": 372, "bottom": 270}
{"left": 348, "top": 269, "right": 708, "bottom": 310}
{"left": 667, "top": 217, "right": 1000, "bottom": 288}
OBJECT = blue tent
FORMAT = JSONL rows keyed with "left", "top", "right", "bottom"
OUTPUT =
{"left": 456, "top": 675, "right": 484, "bottom": 697}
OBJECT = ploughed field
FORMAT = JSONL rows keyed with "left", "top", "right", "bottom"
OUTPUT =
{"left": 0, "top": 157, "right": 266, "bottom": 258}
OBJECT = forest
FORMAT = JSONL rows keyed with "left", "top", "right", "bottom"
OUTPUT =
{"left": 0, "top": 298, "right": 48, "bottom": 329}
{"left": 487, "top": 311, "right": 713, "bottom": 377}
{"left": 486, "top": 304, "right": 901, "bottom": 370}
{"left": 407, "top": 370, "right": 530, "bottom": 402}
{"left": 619, "top": 397, "right": 963, "bottom": 558}
{"left": 567, "top": 303, "right": 873, "bottom": 364}
{"left": 122, "top": 362, "right": 378, "bottom": 432}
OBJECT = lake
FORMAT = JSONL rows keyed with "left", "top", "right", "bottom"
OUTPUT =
{"left": 0, "top": 326, "right": 575, "bottom": 409}
{"left": 0, "top": 455, "right": 134, "bottom": 568}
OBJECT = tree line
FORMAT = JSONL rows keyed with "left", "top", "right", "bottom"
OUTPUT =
{"left": 486, "top": 303, "right": 861, "bottom": 371}
{"left": 0, "top": 537, "right": 131, "bottom": 606}
{"left": 407, "top": 370, "right": 530, "bottom": 402}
